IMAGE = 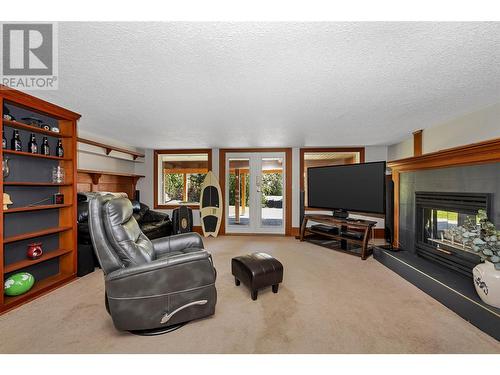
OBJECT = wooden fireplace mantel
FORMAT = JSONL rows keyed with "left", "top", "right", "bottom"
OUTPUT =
{"left": 388, "top": 137, "right": 500, "bottom": 247}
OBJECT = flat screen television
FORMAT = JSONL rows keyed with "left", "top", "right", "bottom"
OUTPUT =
{"left": 307, "top": 161, "right": 386, "bottom": 215}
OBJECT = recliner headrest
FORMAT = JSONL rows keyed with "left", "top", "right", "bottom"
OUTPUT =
{"left": 104, "top": 198, "right": 134, "bottom": 226}
{"left": 102, "top": 197, "right": 154, "bottom": 267}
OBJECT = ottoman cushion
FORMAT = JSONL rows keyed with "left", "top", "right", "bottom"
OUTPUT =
{"left": 232, "top": 252, "right": 283, "bottom": 291}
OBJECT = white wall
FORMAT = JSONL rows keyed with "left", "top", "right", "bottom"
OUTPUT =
{"left": 136, "top": 146, "right": 389, "bottom": 230}
{"left": 388, "top": 102, "right": 500, "bottom": 160}
{"left": 365, "top": 146, "right": 389, "bottom": 164}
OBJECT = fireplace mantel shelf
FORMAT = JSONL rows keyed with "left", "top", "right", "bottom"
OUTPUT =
{"left": 388, "top": 137, "right": 500, "bottom": 172}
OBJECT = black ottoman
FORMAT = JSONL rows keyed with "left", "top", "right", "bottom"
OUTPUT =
{"left": 231, "top": 253, "right": 283, "bottom": 300}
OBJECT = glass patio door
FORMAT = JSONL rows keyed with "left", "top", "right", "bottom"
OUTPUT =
{"left": 225, "top": 152, "right": 285, "bottom": 234}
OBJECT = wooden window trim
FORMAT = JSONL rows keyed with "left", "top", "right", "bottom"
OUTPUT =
{"left": 154, "top": 149, "right": 212, "bottom": 209}
{"left": 299, "top": 147, "right": 365, "bottom": 210}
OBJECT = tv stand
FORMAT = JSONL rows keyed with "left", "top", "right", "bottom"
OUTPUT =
{"left": 300, "top": 214, "right": 377, "bottom": 260}
{"left": 332, "top": 209, "right": 349, "bottom": 219}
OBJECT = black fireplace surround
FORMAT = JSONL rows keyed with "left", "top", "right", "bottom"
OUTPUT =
{"left": 374, "top": 163, "right": 500, "bottom": 340}
{"left": 415, "top": 192, "right": 490, "bottom": 277}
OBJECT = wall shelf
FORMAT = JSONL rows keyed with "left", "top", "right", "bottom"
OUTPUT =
{"left": 3, "top": 203, "right": 72, "bottom": 214}
{"left": 4, "top": 248, "right": 73, "bottom": 273}
{"left": 78, "top": 137, "right": 144, "bottom": 160}
{"left": 3, "top": 119, "right": 71, "bottom": 138}
{"left": 3, "top": 149, "right": 71, "bottom": 161}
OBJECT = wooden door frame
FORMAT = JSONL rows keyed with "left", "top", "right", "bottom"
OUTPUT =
{"left": 219, "top": 148, "right": 292, "bottom": 236}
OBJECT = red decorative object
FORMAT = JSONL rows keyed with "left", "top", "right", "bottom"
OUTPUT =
{"left": 27, "top": 243, "right": 43, "bottom": 260}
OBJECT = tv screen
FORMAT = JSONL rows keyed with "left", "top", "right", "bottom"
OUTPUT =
{"left": 307, "top": 161, "right": 386, "bottom": 214}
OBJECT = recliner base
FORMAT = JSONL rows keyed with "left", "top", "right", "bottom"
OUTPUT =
{"left": 129, "top": 322, "right": 186, "bottom": 336}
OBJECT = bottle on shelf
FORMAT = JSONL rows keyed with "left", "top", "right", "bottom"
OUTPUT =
{"left": 28, "top": 133, "right": 38, "bottom": 154}
{"left": 2, "top": 130, "right": 6, "bottom": 149}
{"left": 56, "top": 139, "right": 64, "bottom": 157}
{"left": 11, "top": 129, "right": 22, "bottom": 151}
{"left": 41, "top": 136, "right": 50, "bottom": 156}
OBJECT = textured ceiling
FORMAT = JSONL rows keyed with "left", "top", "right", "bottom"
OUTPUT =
{"left": 34, "top": 22, "right": 500, "bottom": 149}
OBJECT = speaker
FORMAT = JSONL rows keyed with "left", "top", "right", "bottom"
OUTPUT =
{"left": 172, "top": 206, "right": 193, "bottom": 234}
{"left": 383, "top": 175, "right": 401, "bottom": 251}
{"left": 298, "top": 191, "right": 305, "bottom": 239}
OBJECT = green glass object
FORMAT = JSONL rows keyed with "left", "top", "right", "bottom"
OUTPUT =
{"left": 4, "top": 272, "right": 35, "bottom": 296}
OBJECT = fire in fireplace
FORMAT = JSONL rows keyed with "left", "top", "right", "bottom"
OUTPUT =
{"left": 415, "top": 192, "right": 491, "bottom": 276}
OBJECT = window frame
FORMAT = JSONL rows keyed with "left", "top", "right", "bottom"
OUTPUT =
{"left": 300, "top": 147, "right": 365, "bottom": 210}
{"left": 154, "top": 149, "right": 212, "bottom": 209}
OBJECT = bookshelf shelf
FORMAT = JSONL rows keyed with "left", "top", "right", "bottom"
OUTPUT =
{"left": 4, "top": 248, "right": 72, "bottom": 273}
{"left": 3, "top": 203, "right": 72, "bottom": 214}
{"left": 3, "top": 119, "right": 71, "bottom": 138}
{"left": 3, "top": 149, "right": 71, "bottom": 161}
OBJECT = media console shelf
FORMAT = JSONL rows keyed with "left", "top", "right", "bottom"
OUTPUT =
{"left": 300, "top": 214, "right": 377, "bottom": 260}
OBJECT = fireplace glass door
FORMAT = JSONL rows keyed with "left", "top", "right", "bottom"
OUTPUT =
{"left": 415, "top": 191, "right": 489, "bottom": 276}
{"left": 422, "top": 209, "right": 479, "bottom": 255}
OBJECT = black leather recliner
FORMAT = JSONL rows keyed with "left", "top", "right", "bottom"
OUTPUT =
{"left": 88, "top": 194, "right": 217, "bottom": 332}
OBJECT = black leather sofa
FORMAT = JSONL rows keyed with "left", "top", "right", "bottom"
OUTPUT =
{"left": 78, "top": 193, "right": 173, "bottom": 241}
{"left": 77, "top": 192, "right": 173, "bottom": 276}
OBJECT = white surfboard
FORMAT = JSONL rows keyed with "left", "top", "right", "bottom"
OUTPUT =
{"left": 199, "top": 171, "right": 223, "bottom": 237}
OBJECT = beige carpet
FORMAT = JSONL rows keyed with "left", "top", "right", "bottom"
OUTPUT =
{"left": 0, "top": 236, "right": 498, "bottom": 354}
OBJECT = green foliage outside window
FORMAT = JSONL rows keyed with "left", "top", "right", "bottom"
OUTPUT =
{"left": 261, "top": 173, "right": 282, "bottom": 196}
{"left": 228, "top": 173, "right": 249, "bottom": 206}
{"left": 187, "top": 173, "right": 206, "bottom": 203}
{"left": 228, "top": 172, "right": 282, "bottom": 207}
{"left": 164, "top": 173, "right": 183, "bottom": 202}
{"left": 164, "top": 172, "right": 207, "bottom": 204}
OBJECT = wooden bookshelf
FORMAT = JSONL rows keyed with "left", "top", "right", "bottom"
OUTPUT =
{"left": 1, "top": 85, "right": 80, "bottom": 313}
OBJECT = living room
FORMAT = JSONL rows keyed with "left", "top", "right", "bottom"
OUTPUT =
{"left": 1, "top": 1, "right": 499, "bottom": 373}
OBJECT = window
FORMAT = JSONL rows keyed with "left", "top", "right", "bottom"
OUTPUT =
{"left": 154, "top": 150, "right": 212, "bottom": 208}
{"left": 300, "top": 148, "right": 364, "bottom": 207}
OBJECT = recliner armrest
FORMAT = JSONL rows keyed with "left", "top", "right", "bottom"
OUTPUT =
{"left": 107, "top": 250, "right": 209, "bottom": 281}
{"left": 105, "top": 250, "right": 216, "bottom": 298}
{"left": 152, "top": 232, "right": 204, "bottom": 258}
